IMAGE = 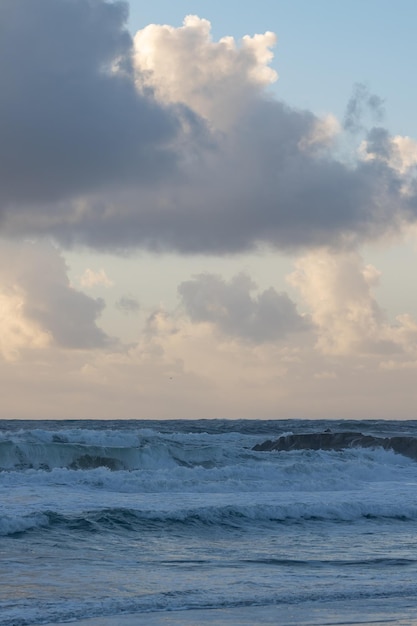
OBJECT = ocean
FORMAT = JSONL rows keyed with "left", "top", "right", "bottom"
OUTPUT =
{"left": 2, "top": 419, "right": 417, "bottom": 626}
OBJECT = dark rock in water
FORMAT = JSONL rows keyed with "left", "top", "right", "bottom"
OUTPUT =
{"left": 389, "top": 436, "right": 417, "bottom": 460}
{"left": 69, "top": 454, "right": 124, "bottom": 471}
{"left": 253, "top": 432, "right": 384, "bottom": 452}
{"left": 253, "top": 432, "right": 417, "bottom": 462}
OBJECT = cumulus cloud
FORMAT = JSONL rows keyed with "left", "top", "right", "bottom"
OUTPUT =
{"left": 2, "top": 251, "right": 417, "bottom": 417}
{"left": 298, "top": 114, "right": 341, "bottom": 152}
{"left": 133, "top": 15, "right": 277, "bottom": 129}
{"left": 0, "top": 287, "right": 50, "bottom": 361}
{"left": 178, "top": 272, "right": 310, "bottom": 342}
{"left": 0, "top": 0, "right": 183, "bottom": 210}
{"left": 288, "top": 250, "right": 417, "bottom": 356}
{"left": 360, "top": 129, "right": 417, "bottom": 175}
{"left": 0, "top": 241, "right": 110, "bottom": 353}
{"left": 0, "top": 7, "right": 416, "bottom": 255}
{"left": 2, "top": 309, "right": 417, "bottom": 419}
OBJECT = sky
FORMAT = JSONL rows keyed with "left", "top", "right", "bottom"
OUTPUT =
{"left": 2, "top": 0, "right": 417, "bottom": 420}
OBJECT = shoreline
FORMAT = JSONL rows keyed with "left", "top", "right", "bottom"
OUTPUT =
{"left": 47, "top": 598, "right": 417, "bottom": 626}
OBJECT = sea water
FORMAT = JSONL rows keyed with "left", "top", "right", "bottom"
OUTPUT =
{"left": 1, "top": 419, "right": 417, "bottom": 625}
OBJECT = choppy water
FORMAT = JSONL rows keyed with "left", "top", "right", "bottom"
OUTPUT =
{"left": 2, "top": 419, "right": 417, "bottom": 625}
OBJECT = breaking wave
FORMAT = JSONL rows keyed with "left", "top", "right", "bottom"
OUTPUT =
{"left": 0, "top": 428, "right": 252, "bottom": 471}
{"left": 2, "top": 423, "right": 417, "bottom": 540}
{"left": 4, "top": 496, "right": 417, "bottom": 538}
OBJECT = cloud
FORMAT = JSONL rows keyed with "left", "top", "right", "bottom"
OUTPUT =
{"left": 360, "top": 129, "right": 417, "bottom": 175}
{"left": 288, "top": 249, "right": 417, "bottom": 356}
{"left": 0, "top": 286, "right": 50, "bottom": 361}
{"left": 298, "top": 114, "right": 341, "bottom": 152}
{"left": 178, "top": 272, "right": 310, "bottom": 342}
{"left": 1, "top": 253, "right": 417, "bottom": 418}
{"left": 133, "top": 15, "right": 277, "bottom": 129}
{"left": 80, "top": 268, "right": 114, "bottom": 288}
{"left": 116, "top": 295, "right": 140, "bottom": 314}
{"left": 3, "top": 314, "right": 417, "bottom": 419}
{"left": 0, "top": 241, "right": 110, "bottom": 353}
{"left": 0, "top": 9, "right": 416, "bottom": 255}
{"left": 0, "top": 0, "right": 183, "bottom": 210}
{"left": 343, "top": 83, "right": 385, "bottom": 134}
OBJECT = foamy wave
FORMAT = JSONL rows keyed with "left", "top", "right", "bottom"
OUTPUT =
{"left": 0, "top": 512, "right": 50, "bottom": 536}
{"left": 0, "top": 438, "right": 233, "bottom": 472}
{"left": 3, "top": 496, "right": 417, "bottom": 538}
{"left": 0, "top": 427, "right": 260, "bottom": 472}
{"left": 0, "top": 441, "right": 415, "bottom": 501}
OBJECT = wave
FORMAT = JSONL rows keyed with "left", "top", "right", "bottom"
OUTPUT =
{"left": 0, "top": 437, "right": 243, "bottom": 473}
{"left": 1, "top": 451, "right": 415, "bottom": 506}
{"left": 241, "top": 557, "right": 416, "bottom": 567}
{"left": 3, "top": 497, "right": 417, "bottom": 537}
{"left": 2, "top": 425, "right": 417, "bottom": 476}
{"left": 0, "top": 427, "right": 258, "bottom": 472}
{"left": 4, "top": 585, "right": 417, "bottom": 626}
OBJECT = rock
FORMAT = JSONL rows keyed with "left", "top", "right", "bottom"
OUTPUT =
{"left": 253, "top": 431, "right": 417, "bottom": 462}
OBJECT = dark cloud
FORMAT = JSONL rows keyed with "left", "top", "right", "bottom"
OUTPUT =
{"left": 363, "top": 127, "right": 392, "bottom": 160}
{"left": 116, "top": 295, "right": 140, "bottom": 314}
{"left": 0, "top": 5, "right": 414, "bottom": 255}
{"left": 343, "top": 83, "right": 385, "bottom": 134}
{"left": 178, "top": 273, "right": 310, "bottom": 342}
{"left": 28, "top": 99, "right": 405, "bottom": 254}
{"left": 0, "top": 0, "right": 183, "bottom": 209}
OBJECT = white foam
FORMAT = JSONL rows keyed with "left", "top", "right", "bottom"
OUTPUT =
{"left": 0, "top": 512, "right": 50, "bottom": 536}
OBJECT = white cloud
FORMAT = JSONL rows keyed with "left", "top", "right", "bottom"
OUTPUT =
{"left": 298, "top": 114, "right": 341, "bottom": 152}
{"left": 0, "top": 286, "right": 50, "bottom": 361}
{"left": 133, "top": 15, "right": 277, "bottom": 130}
{"left": 80, "top": 268, "right": 114, "bottom": 288}
{"left": 288, "top": 249, "right": 417, "bottom": 356}
{"left": 360, "top": 132, "right": 417, "bottom": 175}
{"left": 0, "top": 240, "right": 111, "bottom": 355}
